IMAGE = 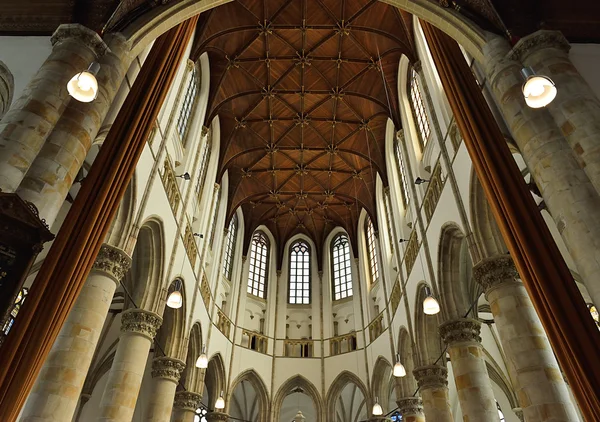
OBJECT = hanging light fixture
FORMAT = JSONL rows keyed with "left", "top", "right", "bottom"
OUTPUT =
{"left": 195, "top": 345, "right": 208, "bottom": 369}
{"left": 521, "top": 67, "right": 557, "bottom": 108}
{"left": 415, "top": 177, "right": 430, "bottom": 185}
{"left": 393, "top": 353, "right": 407, "bottom": 377}
{"left": 215, "top": 390, "right": 225, "bottom": 410}
{"left": 372, "top": 397, "right": 383, "bottom": 416}
{"left": 67, "top": 62, "right": 101, "bottom": 103}
{"left": 423, "top": 286, "right": 440, "bottom": 315}
{"left": 166, "top": 279, "right": 183, "bottom": 309}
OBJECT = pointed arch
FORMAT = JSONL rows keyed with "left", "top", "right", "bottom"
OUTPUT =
{"left": 396, "top": 326, "right": 418, "bottom": 398}
{"left": 105, "top": 174, "right": 137, "bottom": 250}
{"left": 227, "top": 369, "right": 270, "bottom": 421}
{"left": 273, "top": 375, "right": 324, "bottom": 422}
{"left": 205, "top": 353, "right": 226, "bottom": 411}
{"left": 155, "top": 278, "right": 187, "bottom": 359}
{"left": 326, "top": 371, "right": 370, "bottom": 422}
{"left": 371, "top": 356, "right": 394, "bottom": 412}
{"left": 414, "top": 283, "right": 444, "bottom": 367}
{"left": 181, "top": 322, "right": 203, "bottom": 393}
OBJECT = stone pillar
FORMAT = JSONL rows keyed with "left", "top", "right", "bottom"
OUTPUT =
{"left": 439, "top": 318, "right": 499, "bottom": 422}
{"left": 16, "top": 33, "right": 131, "bottom": 227}
{"left": 97, "top": 308, "right": 162, "bottom": 422}
{"left": 396, "top": 397, "right": 425, "bottom": 422}
{"left": 474, "top": 255, "right": 580, "bottom": 421}
{"left": 145, "top": 357, "right": 186, "bottom": 421}
{"left": 0, "top": 24, "right": 108, "bottom": 192}
{"left": 510, "top": 30, "right": 600, "bottom": 195}
{"left": 205, "top": 411, "right": 229, "bottom": 422}
{"left": 484, "top": 35, "right": 600, "bottom": 309}
{"left": 172, "top": 391, "right": 202, "bottom": 422}
{"left": 413, "top": 365, "right": 453, "bottom": 422}
{"left": 20, "top": 244, "right": 130, "bottom": 422}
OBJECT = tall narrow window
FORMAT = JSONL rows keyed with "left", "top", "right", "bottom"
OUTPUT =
{"left": 223, "top": 214, "right": 238, "bottom": 280}
{"left": 177, "top": 66, "right": 198, "bottom": 140}
{"left": 209, "top": 189, "right": 221, "bottom": 248}
{"left": 409, "top": 68, "right": 431, "bottom": 149}
{"left": 248, "top": 231, "right": 269, "bottom": 298}
{"left": 2, "top": 287, "right": 28, "bottom": 336}
{"left": 394, "top": 138, "right": 410, "bottom": 207}
{"left": 332, "top": 234, "right": 353, "bottom": 300}
{"left": 289, "top": 241, "right": 311, "bottom": 304}
{"left": 366, "top": 217, "right": 380, "bottom": 284}
{"left": 588, "top": 304, "right": 600, "bottom": 329}
{"left": 195, "top": 137, "right": 212, "bottom": 199}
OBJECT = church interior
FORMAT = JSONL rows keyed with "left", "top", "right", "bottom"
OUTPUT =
{"left": 1, "top": 0, "right": 600, "bottom": 421}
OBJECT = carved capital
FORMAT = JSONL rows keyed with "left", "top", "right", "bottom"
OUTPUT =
{"left": 0, "top": 60, "right": 13, "bottom": 118}
{"left": 396, "top": 397, "right": 424, "bottom": 416}
{"left": 51, "top": 24, "right": 109, "bottom": 58}
{"left": 508, "top": 30, "right": 570, "bottom": 62}
{"left": 201, "top": 126, "right": 210, "bottom": 137}
{"left": 412, "top": 60, "right": 422, "bottom": 73}
{"left": 205, "top": 412, "right": 230, "bottom": 421}
{"left": 186, "top": 59, "right": 195, "bottom": 71}
{"left": 151, "top": 357, "right": 185, "bottom": 382}
{"left": 92, "top": 244, "right": 132, "bottom": 283}
{"left": 174, "top": 391, "right": 202, "bottom": 411}
{"left": 396, "top": 129, "right": 405, "bottom": 142}
{"left": 413, "top": 365, "right": 448, "bottom": 390}
{"left": 473, "top": 254, "right": 519, "bottom": 294}
{"left": 439, "top": 318, "right": 482, "bottom": 345}
{"left": 120, "top": 309, "right": 162, "bottom": 340}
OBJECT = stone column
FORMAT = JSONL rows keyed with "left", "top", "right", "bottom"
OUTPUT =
{"left": 439, "top": 318, "right": 499, "bottom": 422}
{"left": 0, "top": 24, "right": 107, "bottom": 192}
{"left": 20, "top": 244, "right": 130, "bottom": 422}
{"left": 172, "top": 391, "right": 202, "bottom": 422}
{"left": 510, "top": 30, "right": 600, "bottom": 195}
{"left": 396, "top": 397, "right": 425, "bottom": 422}
{"left": 205, "top": 411, "right": 229, "bottom": 422}
{"left": 16, "top": 33, "right": 131, "bottom": 227}
{"left": 97, "top": 308, "right": 162, "bottom": 422}
{"left": 484, "top": 35, "right": 600, "bottom": 309}
{"left": 145, "top": 357, "right": 186, "bottom": 421}
{"left": 413, "top": 365, "right": 453, "bottom": 422}
{"left": 474, "top": 255, "right": 580, "bottom": 421}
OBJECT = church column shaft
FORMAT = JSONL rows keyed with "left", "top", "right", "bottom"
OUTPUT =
{"left": 0, "top": 24, "right": 107, "bottom": 192}
{"left": 474, "top": 255, "right": 580, "bottom": 421}
{"left": 440, "top": 318, "right": 499, "bottom": 422}
{"left": 20, "top": 244, "right": 130, "bottom": 422}
{"left": 97, "top": 309, "right": 162, "bottom": 422}
{"left": 413, "top": 365, "right": 453, "bottom": 422}
{"left": 172, "top": 391, "right": 202, "bottom": 422}
{"left": 145, "top": 357, "right": 185, "bottom": 422}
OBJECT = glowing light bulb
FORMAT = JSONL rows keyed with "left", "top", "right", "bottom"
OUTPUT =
{"left": 166, "top": 290, "right": 183, "bottom": 309}
{"left": 195, "top": 347, "right": 208, "bottom": 369}
{"left": 372, "top": 397, "right": 383, "bottom": 416}
{"left": 215, "top": 391, "right": 225, "bottom": 409}
{"left": 423, "top": 295, "right": 440, "bottom": 315}
{"left": 393, "top": 354, "right": 406, "bottom": 377}
{"left": 67, "top": 62, "right": 100, "bottom": 103}
{"left": 521, "top": 67, "right": 557, "bottom": 108}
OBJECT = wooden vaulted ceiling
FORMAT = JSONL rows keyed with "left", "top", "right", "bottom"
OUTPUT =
{"left": 192, "top": 0, "right": 414, "bottom": 263}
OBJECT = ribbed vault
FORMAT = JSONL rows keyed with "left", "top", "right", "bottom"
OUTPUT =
{"left": 193, "top": 0, "right": 414, "bottom": 261}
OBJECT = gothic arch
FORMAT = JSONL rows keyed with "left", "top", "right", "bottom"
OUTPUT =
{"left": 437, "top": 222, "right": 475, "bottom": 320}
{"left": 227, "top": 369, "right": 270, "bottom": 421}
{"left": 205, "top": 353, "right": 226, "bottom": 411}
{"left": 371, "top": 356, "right": 394, "bottom": 412}
{"left": 413, "top": 283, "right": 444, "bottom": 367}
{"left": 326, "top": 371, "right": 370, "bottom": 422}
{"left": 396, "top": 326, "right": 417, "bottom": 398}
{"left": 181, "top": 322, "right": 203, "bottom": 393}
{"left": 273, "top": 375, "right": 324, "bottom": 422}
{"left": 155, "top": 278, "right": 187, "bottom": 359}
{"left": 105, "top": 174, "right": 137, "bottom": 252}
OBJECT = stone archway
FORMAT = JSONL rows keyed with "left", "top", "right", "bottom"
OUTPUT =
{"left": 273, "top": 375, "right": 324, "bottom": 422}
{"left": 326, "top": 371, "right": 370, "bottom": 422}
{"left": 227, "top": 369, "right": 270, "bottom": 421}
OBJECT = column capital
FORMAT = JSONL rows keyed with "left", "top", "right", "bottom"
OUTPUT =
{"left": 174, "top": 391, "right": 203, "bottom": 411}
{"left": 120, "top": 308, "right": 162, "bottom": 340}
{"left": 151, "top": 356, "right": 185, "bottom": 383}
{"left": 412, "top": 60, "right": 423, "bottom": 73}
{"left": 396, "top": 397, "right": 424, "bottom": 416}
{"left": 508, "top": 30, "right": 570, "bottom": 62}
{"left": 473, "top": 254, "right": 519, "bottom": 294}
{"left": 512, "top": 407, "right": 525, "bottom": 421}
{"left": 51, "top": 23, "right": 109, "bottom": 58}
{"left": 439, "top": 318, "right": 481, "bottom": 345}
{"left": 92, "top": 243, "right": 132, "bottom": 283}
{"left": 205, "top": 411, "right": 229, "bottom": 421}
{"left": 202, "top": 126, "right": 210, "bottom": 137}
{"left": 413, "top": 365, "right": 448, "bottom": 390}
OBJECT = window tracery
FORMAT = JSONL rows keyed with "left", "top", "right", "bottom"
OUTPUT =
{"left": 1, "top": 287, "right": 28, "bottom": 336}
{"left": 223, "top": 214, "right": 238, "bottom": 280}
{"left": 248, "top": 231, "right": 269, "bottom": 298}
{"left": 289, "top": 240, "right": 311, "bottom": 304}
{"left": 332, "top": 234, "right": 353, "bottom": 300}
{"left": 366, "top": 217, "right": 380, "bottom": 284}
{"left": 409, "top": 68, "right": 431, "bottom": 150}
{"left": 177, "top": 65, "right": 198, "bottom": 141}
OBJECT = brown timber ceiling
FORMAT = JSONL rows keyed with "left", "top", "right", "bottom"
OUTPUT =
{"left": 192, "top": 0, "right": 414, "bottom": 266}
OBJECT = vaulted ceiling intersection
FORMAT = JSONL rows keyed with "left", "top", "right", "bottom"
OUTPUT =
{"left": 193, "top": 0, "right": 414, "bottom": 267}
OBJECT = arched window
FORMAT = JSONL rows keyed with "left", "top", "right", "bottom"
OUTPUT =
{"left": 2, "top": 287, "right": 28, "bottom": 336}
{"left": 496, "top": 400, "right": 505, "bottom": 422}
{"left": 365, "top": 217, "right": 380, "bottom": 284}
{"left": 177, "top": 65, "right": 198, "bottom": 140}
{"left": 289, "top": 240, "right": 311, "bottom": 304}
{"left": 332, "top": 234, "right": 353, "bottom": 300}
{"left": 248, "top": 231, "right": 269, "bottom": 298}
{"left": 195, "top": 136, "right": 212, "bottom": 199}
{"left": 194, "top": 404, "right": 208, "bottom": 422}
{"left": 409, "top": 68, "right": 431, "bottom": 150}
{"left": 391, "top": 411, "right": 402, "bottom": 421}
{"left": 588, "top": 304, "right": 600, "bottom": 329}
{"left": 394, "top": 137, "right": 410, "bottom": 208}
{"left": 223, "top": 214, "right": 238, "bottom": 280}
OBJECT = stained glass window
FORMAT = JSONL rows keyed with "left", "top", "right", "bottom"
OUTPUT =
{"left": 409, "top": 68, "right": 431, "bottom": 149}
{"left": 248, "top": 231, "right": 269, "bottom": 298}
{"left": 223, "top": 214, "right": 238, "bottom": 280}
{"left": 332, "top": 234, "right": 353, "bottom": 300}
{"left": 177, "top": 66, "right": 198, "bottom": 141}
{"left": 289, "top": 241, "right": 311, "bottom": 304}
{"left": 366, "top": 217, "right": 380, "bottom": 284}
{"left": 2, "top": 287, "right": 28, "bottom": 335}
{"left": 391, "top": 411, "right": 403, "bottom": 421}
{"left": 588, "top": 304, "right": 600, "bottom": 329}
